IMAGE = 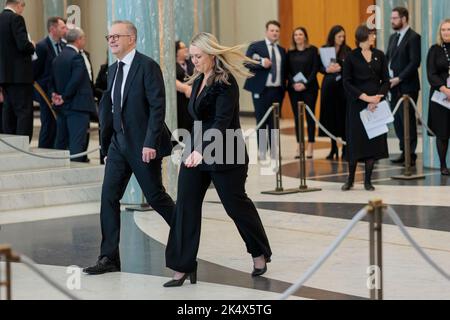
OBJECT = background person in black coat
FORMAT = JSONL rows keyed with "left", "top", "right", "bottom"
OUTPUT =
{"left": 386, "top": 7, "right": 421, "bottom": 165}
{"left": 50, "top": 27, "right": 96, "bottom": 163}
{"left": 342, "top": 25, "right": 390, "bottom": 192}
{"left": 83, "top": 21, "right": 175, "bottom": 275}
{"left": 244, "top": 20, "right": 287, "bottom": 160}
{"left": 33, "top": 16, "right": 67, "bottom": 149}
{"left": 426, "top": 19, "right": 450, "bottom": 176}
{"left": 319, "top": 25, "right": 352, "bottom": 160}
{"left": 287, "top": 27, "right": 320, "bottom": 159}
{"left": 0, "top": 0, "right": 35, "bottom": 141}
{"left": 164, "top": 33, "right": 272, "bottom": 288}
{"left": 175, "top": 40, "right": 194, "bottom": 133}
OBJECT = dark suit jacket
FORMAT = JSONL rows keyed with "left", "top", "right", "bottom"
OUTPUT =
{"left": 33, "top": 36, "right": 65, "bottom": 91}
{"left": 244, "top": 40, "right": 287, "bottom": 94}
{"left": 99, "top": 51, "right": 172, "bottom": 159}
{"left": 386, "top": 28, "right": 421, "bottom": 94}
{"left": 0, "top": 9, "right": 35, "bottom": 84}
{"left": 50, "top": 46, "right": 96, "bottom": 114}
{"left": 189, "top": 73, "right": 248, "bottom": 171}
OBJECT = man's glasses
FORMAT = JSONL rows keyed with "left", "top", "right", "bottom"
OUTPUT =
{"left": 105, "top": 34, "right": 132, "bottom": 42}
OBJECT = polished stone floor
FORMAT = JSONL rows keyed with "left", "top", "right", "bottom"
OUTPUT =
{"left": 0, "top": 119, "right": 449, "bottom": 300}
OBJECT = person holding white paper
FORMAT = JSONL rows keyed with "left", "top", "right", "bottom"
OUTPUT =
{"left": 342, "top": 25, "right": 390, "bottom": 191}
{"left": 287, "top": 27, "right": 320, "bottom": 159}
{"left": 426, "top": 19, "right": 450, "bottom": 176}
{"left": 319, "top": 25, "right": 351, "bottom": 160}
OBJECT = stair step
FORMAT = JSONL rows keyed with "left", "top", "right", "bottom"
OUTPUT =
{"left": 0, "top": 182, "right": 102, "bottom": 212}
{"left": 0, "top": 164, "right": 104, "bottom": 192}
{"left": 0, "top": 148, "right": 70, "bottom": 172}
{"left": 0, "top": 135, "right": 29, "bottom": 154}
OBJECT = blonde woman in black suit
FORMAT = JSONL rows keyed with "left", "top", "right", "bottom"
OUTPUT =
{"left": 164, "top": 33, "right": 272, "bottom": 287}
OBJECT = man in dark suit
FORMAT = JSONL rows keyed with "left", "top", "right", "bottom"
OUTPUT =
{"left": 50, "top": 27, "right": 96, "bottom": 162}
{"left": 244, "top": 20, "right": 286, "bottom": 160}
{"left": 386, "top": 7, "right": 421, "bottom": 165}
{"left": 33, "top": 16, "right": 67, "bottom": 149}
{"left": 83, "top": 21, "right": 175, "bottom": 275}
{"left": 0, "top": 0, "right": 35, "bottom": 141}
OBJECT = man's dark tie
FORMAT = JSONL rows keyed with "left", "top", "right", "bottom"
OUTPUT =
{"left": 270, "top": 43, "right": 278, "bottom": 83}
{"left": 113, "top": 61, "right": 125, "bottom": 133}
{"left": 56, "top": 42, "right": 62, "bottom": 55}
{"left": 390, "top": 33, "right": 401, "bottom": 57}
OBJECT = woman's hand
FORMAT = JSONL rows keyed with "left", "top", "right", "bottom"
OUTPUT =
{"left": 361, "top": 93, "right": 383, "bottom": 104}
{"left": 185, "top": 151, "right": 203, "bottom": 168}
{"left": 293, "top": 83, "right": 306, "bottom": 92}
{"left": 184, "top": 85, "right": 192, "bottom": 98}
{"left": 368, "top": 103, "right": 378, "bottom": 112}
{"left": 326, "top": 63, "right": 341, "bottom": 74}
{"left": 440, "top": 86, "right": 450, "bottom": 100}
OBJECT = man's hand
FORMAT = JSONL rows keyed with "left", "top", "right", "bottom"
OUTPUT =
{"left": 262, "top": 58, "right": 272, "bottom": 69}
{"left": 185, "top": 151, "right": 203, "bottom": 168}
{"left": 390, "top": 77, "right": 401, "bottom": 88}
{"left": 52, "top": 93, "right": 64, "bottom": 106}
{"left": 142, "top": 147, "right": 157, "bottom": 163}
{"left": 293, "top": 83, "right": 306, "bottom": 92}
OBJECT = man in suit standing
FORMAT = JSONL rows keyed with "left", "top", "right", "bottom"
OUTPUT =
{"left": 33, "top": 16, "right": 67, "bottom": 149}
{"left": 386, "top": 7, "right": 421, "bottom": 166}
{"left": 50, "top": 27, "right": 96, "bottom": 163}
{"left": 0, "top": 0, "right": 35, "bottom": 141}
{"left": 83, "top": 21, "right": 175, "bottom": 275}
{"left": 244, "top": 20, "right": 286, "bottom": 160}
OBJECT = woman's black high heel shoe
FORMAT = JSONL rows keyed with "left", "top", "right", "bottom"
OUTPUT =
{"left": 326, "top": 150, "right": 338, "bottom": 160}
{"left": 252, "top": 257, "right": 271, "bottom": 277}
{"left": 163, "top": 270, "right": 197, "bottom": 287}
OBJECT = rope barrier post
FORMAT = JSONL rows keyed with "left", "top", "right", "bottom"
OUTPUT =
{"left": 0, "top": 245, "right": 19, "bottom": 301}
{"left": 392, "top": 95, "right": 425, "bottom": 181}
{"left": 285, "top": 102, "right": 321, "bottom": 194}
{"left": 368, "top": 200, "right": 384, "bottom": 300}
{"left": 262, "top": 103, "right": 300, "bottom": 195}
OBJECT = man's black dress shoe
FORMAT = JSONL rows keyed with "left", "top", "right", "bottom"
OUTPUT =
{"left": 83, "top": 257, "right": 121, "bottom": 275}
{"left": 163, "top": 270, "right": 197, "bottom": 287}
{"left": 341, "top": 182, "right": 354, "bottom": 191}
{"left": 364, "top": 183, "right": 376, "bottom": 191}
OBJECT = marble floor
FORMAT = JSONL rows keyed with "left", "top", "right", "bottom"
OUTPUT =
{"left": 0, "top": 117, "right": 449, "bottom": 300}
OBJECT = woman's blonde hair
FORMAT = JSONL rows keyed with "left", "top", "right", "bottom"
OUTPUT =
{"left": 186, "top": 32, "right": 257, "bottom": 86}
{"left": 437, "top": 19, "right": 450, "bottom": 46}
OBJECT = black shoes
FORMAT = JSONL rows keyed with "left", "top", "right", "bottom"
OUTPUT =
{"left": 83, "top": 257, "right": 121, "bottom": 275}
{"left": 364, "top": 183, "right": 376, "bottom": 191}
{"left": 341, "top": 182, "right": 354, "bottom": 191}
{"left": 441, "top": 168, "right": 450, "bottom": 176}
{"left": 326, "top": 150, "right": 338, "bottom": 160}
{"left": 163, "top": 270, "right": 197, "bottom": 288}
{"left": 391, "top": 155, "right": 405, "bottom": 164}
{"left": 251, "top": 257, "right": 271, "bottom": 277}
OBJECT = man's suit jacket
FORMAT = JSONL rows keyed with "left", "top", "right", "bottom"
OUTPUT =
{"left": 50, "top": 46, "right": 96, "bottom": 114}
{"left": 188, "top": 73, "right": 249, "bottom": 172}
{"left": 0, "top": 9, "right": 35, "bottom": 84}
{"left": 33, "top": 36, "right": 65, "bottom": 91}
{"left": 244, "top": 40, "right": 287, "bottom": 94}
{"left": 386, "top": 28, "right": 421, "bottom": 94}
{"left": 99, "top": 51, "right": 172, "bottom": 159}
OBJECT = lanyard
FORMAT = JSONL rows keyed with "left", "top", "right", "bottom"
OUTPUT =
{"left": 443, "top": 43, "right": 450, "bottom": 75}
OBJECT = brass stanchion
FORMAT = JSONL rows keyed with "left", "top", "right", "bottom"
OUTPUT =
{"left": 368, "top": 200, "right": 384, "bottom": 300}
{"left": 285, "top": 102, "right": 321, "bottom": 194}
{"left": 262, "top": 103, "right": 300, "bottom": 195}
{"left": 392, "top": 95, "right": 425, "bottom": 180}
{"left": 0, "top": 245, "right": 19, "bottom": 301}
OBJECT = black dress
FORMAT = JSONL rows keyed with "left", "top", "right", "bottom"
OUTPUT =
{"left": 287, "top": 46, "right": 320, "bottom": 143}
{"left": 176, "top": 60, "right": 194, "bottom": 132}
{"left": 427, "top": 43, "right": 450, "bottom": 140}
{"left": 343, "top": 48, "right": 390, "bottom": 163}
{"left": 319, "top": 45, "right": 351, "bottom": 138}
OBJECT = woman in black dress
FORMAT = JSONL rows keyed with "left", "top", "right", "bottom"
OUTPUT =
{"left": 287, "top": 27, "right": 320, "bottom": 159}
{"left": 164, "top": 33, "right": 272, "bottom": 287}
{"left": 426, "top": 19, "right": 450, "bottom": 176}
{"left": 175, "top": 41, "right": 194, "bottom": 132}
{"left": 342, "top": 25, "right": 390, "bottom": 191}
{"left": 319, "top": 25, "right": 352, "bottom": 160}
